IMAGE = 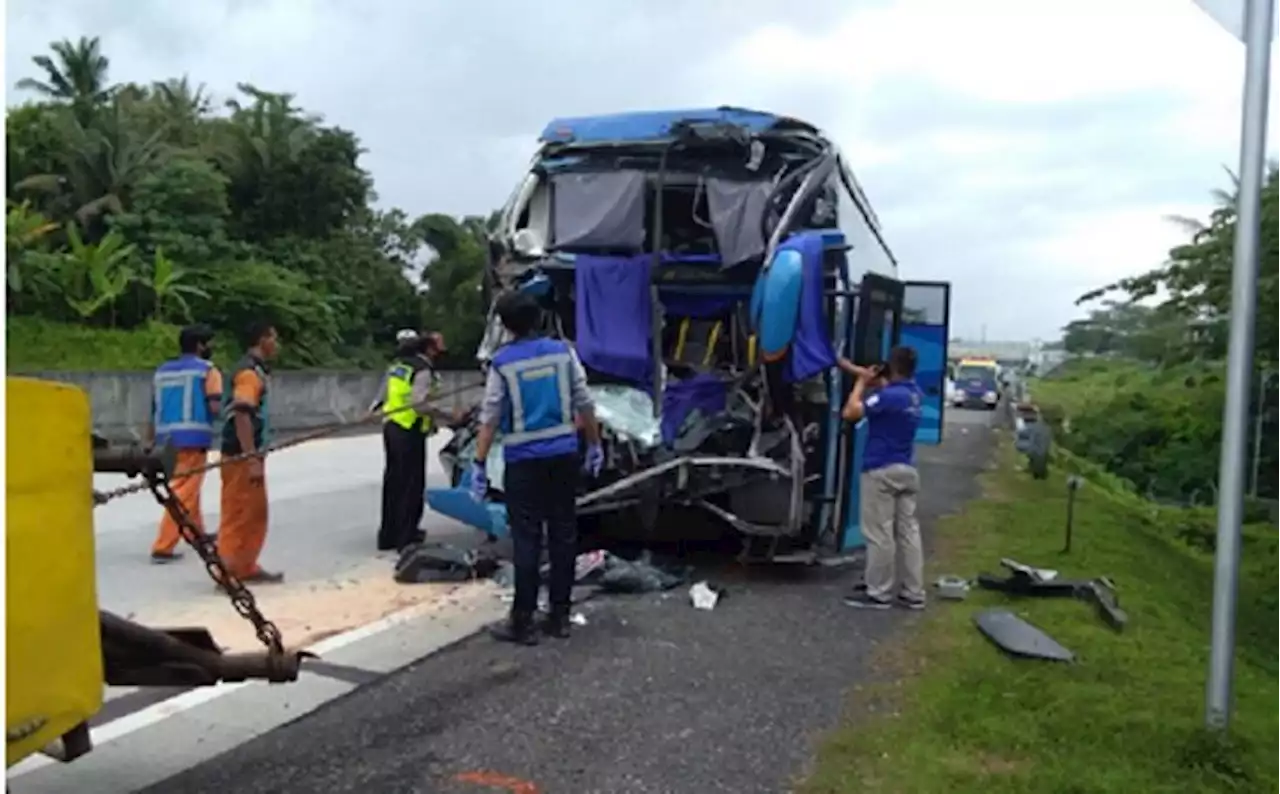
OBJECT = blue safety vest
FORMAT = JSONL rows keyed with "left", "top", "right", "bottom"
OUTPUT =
{"left": 152, "top": 355, "right": 217, "bottom": 450}
{"left": 492, "top": 337, "right": 580, "bottom": 463}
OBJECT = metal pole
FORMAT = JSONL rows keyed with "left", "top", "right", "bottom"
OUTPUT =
{"left": 1205, "top": 0, "right": 1275, "bottom": 732}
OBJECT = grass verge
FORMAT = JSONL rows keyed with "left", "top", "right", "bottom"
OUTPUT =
{"left": 6, "top": 317, "right": 187, "bottom": 371}
{"left": 802, "top": 442, "right": 1278, "bottom": 794}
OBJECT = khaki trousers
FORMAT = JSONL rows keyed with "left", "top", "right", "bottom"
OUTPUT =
{"left": 860, "top": 464, "right": 925, "bottom": 602}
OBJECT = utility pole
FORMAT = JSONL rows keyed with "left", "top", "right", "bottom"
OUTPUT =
{"left": 1202, "top": 0, "right": 1275, "bottom": 732}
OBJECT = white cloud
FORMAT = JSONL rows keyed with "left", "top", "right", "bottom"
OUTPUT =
{"left": 701, "top": 0, "right": 1278, "bottom": 338}
{"left": 4, "top": 0, "right": 1276, "bottom": 341}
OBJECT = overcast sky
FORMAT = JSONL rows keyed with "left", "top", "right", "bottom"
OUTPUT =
{"left": 5, "top": 0, "right": 1277, "bottom": 341}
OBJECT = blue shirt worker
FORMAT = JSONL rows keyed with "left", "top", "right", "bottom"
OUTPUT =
{"left": 146, "top": 323, "right": 223, "bottom": 563}
{"left": 472, "top": 291, "right": 602, "bottom": 645}
{"left": 840, "top": 345, "right": 926, "bottom": 610}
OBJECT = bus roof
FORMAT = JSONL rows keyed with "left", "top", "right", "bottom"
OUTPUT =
{"left": 538, "top": 106, "right": 818, "bottom": 145}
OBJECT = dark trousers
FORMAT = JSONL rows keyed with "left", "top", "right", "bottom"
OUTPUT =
{"left": 378, "top": 422, "right": 426, "bottom": 551}
{"left": 505, "top": 453, "right": 580, "bottom": 615}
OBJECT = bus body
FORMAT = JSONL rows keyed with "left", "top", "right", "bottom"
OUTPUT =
{"left": 428, "top": 107, "right": 953, "bottom": 561}
{"left": 952, "top": 357, "right": 1000, "bottom": 409}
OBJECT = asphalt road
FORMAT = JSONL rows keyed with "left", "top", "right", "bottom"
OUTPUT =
{"left": 143, "top": 408, "right": 997, "bottom": 794}
{"left": 91, "top": 431, "right": 463, "bottom": 617}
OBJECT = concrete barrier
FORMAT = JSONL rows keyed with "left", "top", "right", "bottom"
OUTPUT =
{"left": 17, "top": 369, "right": 487, "bottom": 442}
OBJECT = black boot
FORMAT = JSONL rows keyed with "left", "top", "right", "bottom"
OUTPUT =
{"left": 490, "top": 611, "right": 539, "bottom": 646}
{"left": 541, "top": 607, "right": 572, "bottom": 639}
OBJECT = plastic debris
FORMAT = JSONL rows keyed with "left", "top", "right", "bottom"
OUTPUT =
{"left": 934, "top": 575, "right": 971, "bottom": 601}
{"left": 596, "top": 551, "right": 688, "bottom": 594}
{"left": 689, "top": 581, "right": 720, "bottom": 610}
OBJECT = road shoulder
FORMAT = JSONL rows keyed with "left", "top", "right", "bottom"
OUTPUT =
{"left": 7, "top": 581, "right": 507, "bottom": 794}
{"left": 131, "top": 415, "right": 997, "bottom": 794}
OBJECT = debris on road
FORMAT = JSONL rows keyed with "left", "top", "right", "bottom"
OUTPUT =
{"left": 974, "top": 608, "right": 1075, "bottom": 663}
{"left": 393, "top": 543, "right": 501, "bottom": 584}
{"left": 688, "top": 581, "right": 721, "bottom": 610}
{"left": 595, "top": 551, "right": 689, "bottom": 594}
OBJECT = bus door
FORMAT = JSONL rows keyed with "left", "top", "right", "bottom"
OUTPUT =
{"left": 836, "top": 272, "right": 904, "bottom": 552}
{"left": 900, "top": 281, "right": 952, "bottom": 445}
{"left": 849, "top": 273, "right": 903, "bottom": 365}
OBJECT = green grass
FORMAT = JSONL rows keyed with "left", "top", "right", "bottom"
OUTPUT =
{"left": 6, "top": 316, "right": 191, "bottom": 371}
{"left": 801, "top": 443, "right": 1279, "bottom": 794}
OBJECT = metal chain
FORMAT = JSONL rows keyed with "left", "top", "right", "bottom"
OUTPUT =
{"left": 93, "top": 380, "right": 483, "bottom": 506}
{"left": 93, "top": 379, "right": 484, "bottom": 653}
{"left": 146, "top": 470, "right": 285, "bottom": 653}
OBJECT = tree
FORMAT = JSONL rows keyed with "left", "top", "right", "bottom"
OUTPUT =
{"left": 14, "top": 36, "right": 115, "bottom": 125}
{"left": 6, "top": 36, "right": 496, "bottom": 368}
{"left": 1078, "top": 163, "right": 1280, "bottom": 367}
{"left": 1057, "top": 166, "right": 1280, "bottom": 503}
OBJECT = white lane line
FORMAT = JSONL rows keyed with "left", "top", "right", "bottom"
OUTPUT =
{"left": 7, "top": 590, "right": 481, "bottom": 779}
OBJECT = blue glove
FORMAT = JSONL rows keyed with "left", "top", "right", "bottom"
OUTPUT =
{"left": 584, "top": 443, "right": 604, "bottom": 478}
{"left": 469, "top": 461, "right": 488, "bottom": 502}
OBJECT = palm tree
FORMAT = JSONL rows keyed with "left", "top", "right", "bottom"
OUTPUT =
{"left": 13, "top": 99, "right": 171, "bottom": 228}
{"left": 212, "top": 83, "right": 317, "bottom": 179}
{"left": 150, "top": 76, "right": 212, "bottom": 147}
{"left": 15, "top": 36, "right": 116, "bottom": 123}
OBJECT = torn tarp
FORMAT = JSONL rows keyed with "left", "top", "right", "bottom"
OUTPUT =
{"left": 551, "top": 171, "right": 647, "bottom": 251}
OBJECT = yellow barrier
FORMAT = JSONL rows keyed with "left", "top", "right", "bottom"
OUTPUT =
{"left": 5, "top": 377, "right": 104, "bottom": 767}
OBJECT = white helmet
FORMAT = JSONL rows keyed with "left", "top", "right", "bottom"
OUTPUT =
{"left": 395, "top": 328, "right": 420, "bottom": 343}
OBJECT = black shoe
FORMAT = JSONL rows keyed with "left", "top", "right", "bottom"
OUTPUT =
{"left": 150, "top": 551, "right": 184, "bottom": 564}
{"left": 843, "top": 592, "right": 892, "bottom": 610}
{"left": 541, "top": 609, "right": 572, "bottom": 639}
{"left": 490, "top": 613, "right": 539, "bottom": 646}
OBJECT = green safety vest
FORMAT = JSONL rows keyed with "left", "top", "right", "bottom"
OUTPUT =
{"left": 220, "top": 355, "right": 271, "bottom": 454}
{"left": 383, "top": 357, "right": 432, "bottom": 433}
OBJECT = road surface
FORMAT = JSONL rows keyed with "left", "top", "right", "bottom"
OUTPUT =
{"left": 9, "top": 430, "right": 485, "bottom": 791}
{"left": 10, "top": 409, "right": 997, "bottom": 793}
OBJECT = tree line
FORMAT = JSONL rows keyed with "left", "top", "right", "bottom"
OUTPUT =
{"left": 1063, "top": 163, "right": 1279, "bottom": 368}
{"left": 1050, "top": 164, "right": 1279, "bottom": 504}
{"left": 5, "top": 36, "right": 493, "bottom": 369}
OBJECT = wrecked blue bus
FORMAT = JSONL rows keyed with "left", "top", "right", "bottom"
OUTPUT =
{"left": 428, "top": 107, "right": 952, "bottom": 562}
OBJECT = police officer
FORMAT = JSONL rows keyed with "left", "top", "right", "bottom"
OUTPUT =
{"left": 375, "top": 329, "right": 442, "bottom": 552}
{"left": 472, "top": 293, "right": 603, "bottom": 644}
{"left": 147, "top": 323, "right": 223, "bottom": 562}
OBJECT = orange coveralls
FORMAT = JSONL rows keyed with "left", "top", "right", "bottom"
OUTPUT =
{"left": 151, "top": 368, "right": 224, "bottom": 556}
{"left": 216, "top": 366, "right": 271, "bottom": 579}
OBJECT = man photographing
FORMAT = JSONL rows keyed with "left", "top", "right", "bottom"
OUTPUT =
{"left": 840, "top": 345, "right": 927, "bottom": 611}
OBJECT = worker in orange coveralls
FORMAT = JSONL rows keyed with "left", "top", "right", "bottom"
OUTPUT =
{"left": 216, "top": 320, "right": 284, "bottom": 584}
{"left": 147, "top": 323, "right": 223, "bottom": 563}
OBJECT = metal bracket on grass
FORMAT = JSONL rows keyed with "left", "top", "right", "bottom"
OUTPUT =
{"left": 976, "top": 558, "right": 1128, "bottom": 632}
